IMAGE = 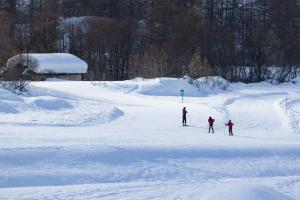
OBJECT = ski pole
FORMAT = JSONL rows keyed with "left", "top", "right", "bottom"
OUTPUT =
{"left": 187, "top": 114, "right": 192, "bottom": 124}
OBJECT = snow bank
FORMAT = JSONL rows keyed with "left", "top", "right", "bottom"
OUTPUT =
{"left": 32, "top": 97, "right": 73, "bottom": 111}
{"left": 195, "top": 76, "right": 230, "bottom": 92}
{"left": 95, "top": 76, "right": 230, "bottom": 97}
{"left": 0, "top": 88, "right": 21, "bottom": 114}
{"left": 0, "top": 88, "right": 23, "bottom": 102}
{"left": 0, "top": 86, "right": 123, "bottom": 126}
{"left": 202, "top": 184, "right": 292, "bottom": 200}
{"left": 0, "top": 100, "right": 19, "bottom": 114}
{"left": 136, "top": 78, "right": 202, "bottom": 96}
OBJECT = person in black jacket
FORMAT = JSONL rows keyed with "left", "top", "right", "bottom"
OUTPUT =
{"left": 182, "top": 107, "right": 188, "bottom": 126}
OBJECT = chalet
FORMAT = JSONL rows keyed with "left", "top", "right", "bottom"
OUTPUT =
{"left": 4, "top": 53, "right": 88, "bottom": 81}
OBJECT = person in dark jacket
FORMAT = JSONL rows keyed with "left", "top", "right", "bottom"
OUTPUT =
{"left": 182, "top": 107, "right": 188, "bottom": 126}
{"left": 226, "top": 120, "right": 234, "bottom": 136}
{"left": 208, "top": 117, "right": 215, "bottom": 133}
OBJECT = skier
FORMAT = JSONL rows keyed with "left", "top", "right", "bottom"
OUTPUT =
{"left": 226, "top": 120, "right": 234, "bottom": 136}
{"left": 182, "top": 107, "right": 188, "bottom": 126}
{"left": 208, "top": 117, "right": 215, "bottom": 133}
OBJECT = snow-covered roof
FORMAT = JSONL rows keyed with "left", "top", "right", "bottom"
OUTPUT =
{"left": 7, "top": 53, "right": 88, "bottom": 74}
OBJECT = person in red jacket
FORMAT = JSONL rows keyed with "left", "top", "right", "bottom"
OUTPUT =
{"left": 226, "top": 120, "right": 234, "bottom": 136}
{"left": 208, "top": 117, "right": 215, "bottom": 133}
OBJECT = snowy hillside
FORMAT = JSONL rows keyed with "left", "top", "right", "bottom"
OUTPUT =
{"left": 0, "top": 77, "right": 299, "bottom": 199}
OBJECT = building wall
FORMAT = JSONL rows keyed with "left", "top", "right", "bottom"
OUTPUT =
{"left": 30, "top": 73, "right": 83, "bottom": 81}
{"left": 56, "top": 74, "right": 83, "bottom": 81}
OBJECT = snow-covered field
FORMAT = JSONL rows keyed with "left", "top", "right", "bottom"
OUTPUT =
{"left": 0, "top": 77, "right": 300, "bottom": 199}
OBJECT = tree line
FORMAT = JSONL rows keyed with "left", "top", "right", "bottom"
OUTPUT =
{"left": 0, "top": 0, "right": 299, "bottom": 83}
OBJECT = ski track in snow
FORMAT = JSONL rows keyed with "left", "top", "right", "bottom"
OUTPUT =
{"left": 0, "top": 78, "right": 300, "bottom": 199}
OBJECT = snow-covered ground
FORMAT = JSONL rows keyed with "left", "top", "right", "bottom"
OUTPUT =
{"left": 0, "top": 77, "right": 300, "bottom": 199}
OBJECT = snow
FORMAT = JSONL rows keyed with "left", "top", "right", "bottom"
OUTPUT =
{"left": 93, "top": 76, "right": 229, "bottom": 96}
{"left": 202, "top": 184, "right": 292, "bottom": 200}
{"left": 60, "top": 16, "right": 100, "bottom": 29}
{"left": 31, "top": 96, "right": 73, "bottom": 110}
{"left": 29, "top": 53, "right": 88, "bottom": 74}
{"left": 0, "top": 100, "right": 19, "bottom": 113}
{"left": 7, "top": 53, "right": 88, "bottom": 74}
{"left": 0, "top": 85, "right": 123, "bottom": 126}
{"left": 0, "top": 77, "right": 300, "bottom": 199}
